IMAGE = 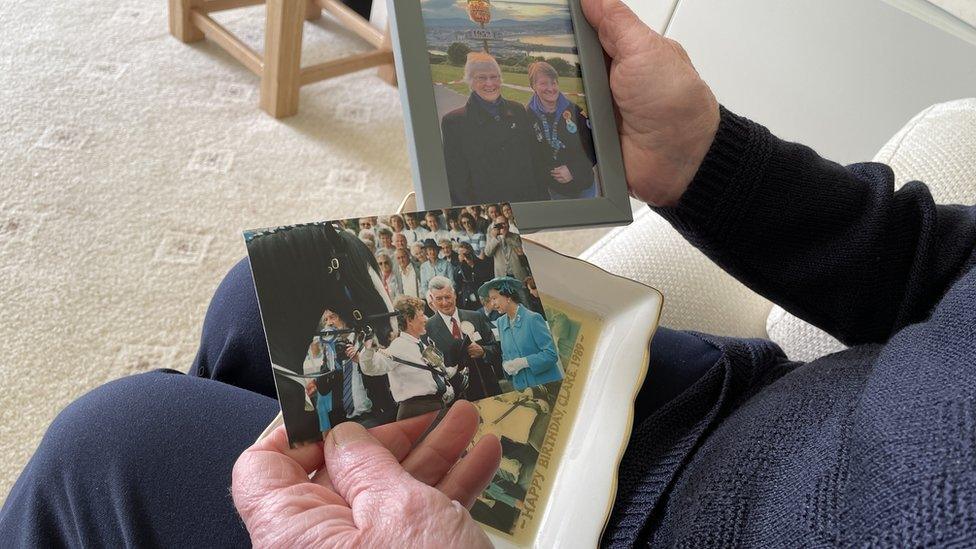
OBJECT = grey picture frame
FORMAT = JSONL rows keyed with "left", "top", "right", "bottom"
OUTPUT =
{"left": 386, "top": 0, "right": 632, "bottom": 232}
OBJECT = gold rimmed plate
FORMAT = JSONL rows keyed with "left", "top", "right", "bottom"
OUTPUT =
{"left": 259, "top": 194, "right": 662, "bottom": 547}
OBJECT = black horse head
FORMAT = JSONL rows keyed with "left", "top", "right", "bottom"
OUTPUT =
{"left": 246, "top": 222, "right": 397, "bottom": 379}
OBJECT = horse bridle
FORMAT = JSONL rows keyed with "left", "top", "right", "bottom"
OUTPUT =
{"left": 246, "top": 221, "right": 399, "bottom": 355}
{"left": 316, "top": 222, "right": 399, "bottom": 352}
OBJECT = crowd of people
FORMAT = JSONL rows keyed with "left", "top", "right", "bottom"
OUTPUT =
{"left": 302, "top": 205, "right": 563, "bottom": 431}
{"left": 335, "top": 203, "right": 537, "bottom": 312}
{"left": 441, "top": 53, "right": 600, "bottom": 205}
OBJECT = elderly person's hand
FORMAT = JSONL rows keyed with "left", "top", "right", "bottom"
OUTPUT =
{"left": 233, "top": 401, "right": 501, "bottom": 548}
{"left": 581, "top": 0, "right": 720, "bottom": 207}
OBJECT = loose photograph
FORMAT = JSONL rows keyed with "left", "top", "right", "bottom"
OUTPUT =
{"left": 244, "top": 204, "right": 566, "bottom": 446}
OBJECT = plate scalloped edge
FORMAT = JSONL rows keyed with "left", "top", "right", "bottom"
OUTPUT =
{"left": 507, "top": 238, "right": 662, "bottom": 549}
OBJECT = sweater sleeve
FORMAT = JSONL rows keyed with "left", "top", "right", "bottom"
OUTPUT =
{"left": 655, "top": 107, "right": 976, "bottom": 346}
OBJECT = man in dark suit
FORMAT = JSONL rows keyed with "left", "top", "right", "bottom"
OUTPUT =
{"left": 441, "top": 52, "right": 550, "bottom": 206}
{"left": 425, "top": 275, "right": 503, "bottom": 401}
{"left": 454, "top": 242, "right": 494, "bottom": 311}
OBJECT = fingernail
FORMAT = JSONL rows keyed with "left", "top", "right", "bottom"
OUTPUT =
{"left": 330, "top": 421, "right": 369, "bottom": 448}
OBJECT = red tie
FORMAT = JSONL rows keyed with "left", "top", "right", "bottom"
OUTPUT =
{"left": 451, "top": 317, "right": 462, "bottom": 340}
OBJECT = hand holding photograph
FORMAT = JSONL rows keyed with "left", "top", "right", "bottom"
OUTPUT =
{"left": 246, "top": 201, "right": 661, "bottom": 545}
{"left": 388, "top": 0, "right": 632, "bottom": 231}
{"left": 244, "top": 204, "right": 565, "bottom": 446}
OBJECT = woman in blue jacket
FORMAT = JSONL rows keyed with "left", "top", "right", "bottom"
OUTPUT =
{"left": 479, "top": 277, "right": 563, "bottom": 390}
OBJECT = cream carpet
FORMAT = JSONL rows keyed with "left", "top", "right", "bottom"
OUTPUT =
{"left": 0, "top": 1, "right": 607, "bottom": 501}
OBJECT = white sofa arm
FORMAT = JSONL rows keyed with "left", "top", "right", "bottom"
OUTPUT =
{"left": 580, "top": 206, "right": 772, "bottom": 338}
{"left": 766, "top": 98, "right": 976, "bottom": 361}
{"left": 583, "top": 99, "right": 976, "bottom": 358}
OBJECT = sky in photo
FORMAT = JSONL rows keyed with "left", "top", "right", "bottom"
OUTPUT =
{"left": 421, "top": 0, "right": 570, "bottom": 22}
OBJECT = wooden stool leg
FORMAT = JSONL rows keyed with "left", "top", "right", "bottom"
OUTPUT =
{"left": 306, "top": 0, "right": 322, "bottom": 21}
{"left": 377, "top": 24, "right": 397, "bottom": 86}
{"left": 169, "top": 0, "right": 204, "bottom": 43}
{"left": 261, "top": 0, "right": 306, "bottom": 118}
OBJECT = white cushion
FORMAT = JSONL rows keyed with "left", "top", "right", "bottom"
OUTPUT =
{"left": 767, "top": 98, "right": 976, "bottom": 360}
{"left": 580, "top": 205, "right": 773, "bottom": 338}
{"left": 581, "top": 98, "right": 976, "bottom": 354}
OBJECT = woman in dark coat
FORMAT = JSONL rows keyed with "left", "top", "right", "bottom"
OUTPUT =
{"left": 441, "top": 52, "right": 550, "bottom": 206}
{"left": 526, "top": 61, "right": 599, "bottom": 199}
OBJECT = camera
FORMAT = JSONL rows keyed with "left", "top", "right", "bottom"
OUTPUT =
{"left": 494, "top": 223, "right": 506, "bottom": 230}
{"left": 334, "top": 339, "right": 351, "bottom": 360}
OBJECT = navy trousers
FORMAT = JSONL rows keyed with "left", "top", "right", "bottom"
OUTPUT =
{"left": 0, "top": 258, "right": 721, "bottom": 547}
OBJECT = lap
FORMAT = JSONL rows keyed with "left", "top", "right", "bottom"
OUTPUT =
{"left": 633, "top": 327, "right": 724, "bottom": 425}
{"left": 0, "top": 370, "right": 277, "bottom": 547}
{"left": 0, "top": 258, "right": 728, "bottom": 547}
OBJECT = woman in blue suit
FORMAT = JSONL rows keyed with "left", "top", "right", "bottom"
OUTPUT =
{"left": 479, "top": 277, "right": 563, "bottom": 390}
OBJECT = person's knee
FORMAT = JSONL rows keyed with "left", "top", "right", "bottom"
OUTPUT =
{"left": 24, "top": 369, "right": 270, "bottom": 501}
{"left": 2, "top": 370, "right": 274, "bottom": 547}
{"left": 39, "top": 370, "right": 187, "bottom": 472}
{"left": 191, "top": 258, "right": 276, "bottom": 397}
{"left": 650, "top": 327, "right": 723, "bottom": 373}
{"left": 205, "top": 258, "right": 261, "bottom": 336}
{"left": 0, "top": 371, "right": 188, "bottom": 544}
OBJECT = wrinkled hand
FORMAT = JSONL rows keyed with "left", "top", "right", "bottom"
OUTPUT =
{"left": 233, "top": 401, "right": 501, "bottom": 548}
{"left": 581, "top": 0, "right": 720, "bottom": 206}
{"left": 550, "top": 165, "right": 573, "bottom": 184}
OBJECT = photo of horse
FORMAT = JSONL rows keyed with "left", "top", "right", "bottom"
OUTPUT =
{"left": 244, "top": 204, "right": 565, "bottom": 447}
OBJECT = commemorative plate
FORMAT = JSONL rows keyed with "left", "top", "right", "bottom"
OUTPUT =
{"left": 259, "top": 194, "right": 661, "bottom": 547}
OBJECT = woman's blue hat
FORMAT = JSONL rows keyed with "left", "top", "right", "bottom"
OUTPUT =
{"left": 478, "top": 276, "right": 525, "bottom": 300}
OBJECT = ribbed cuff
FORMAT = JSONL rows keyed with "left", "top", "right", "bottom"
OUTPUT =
{"left": 652, "top": 106, "right": 773, "bottom": 244}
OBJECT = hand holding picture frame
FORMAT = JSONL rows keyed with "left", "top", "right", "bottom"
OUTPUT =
{"left": 388, "top": 0, "right": 632, "bottom": 231}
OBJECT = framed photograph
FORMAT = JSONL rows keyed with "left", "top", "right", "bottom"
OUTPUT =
{"left": 244, "top": 204, "right": 569, "bottom": 447}
{"left": 387, "top": 0, "right": 632, "bottom": 232}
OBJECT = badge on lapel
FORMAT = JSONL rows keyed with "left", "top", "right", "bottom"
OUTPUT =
{"left": 563, "top": 110, "right": 577, "bottom": 134}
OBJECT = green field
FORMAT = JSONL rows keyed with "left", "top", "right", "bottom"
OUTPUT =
{"left": 430, "top": 63, "right": 587, "bottom": 111}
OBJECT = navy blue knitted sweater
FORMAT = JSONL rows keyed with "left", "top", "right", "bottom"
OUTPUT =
{"left": 603, "top": 108, "right": 976, "bottom": 546}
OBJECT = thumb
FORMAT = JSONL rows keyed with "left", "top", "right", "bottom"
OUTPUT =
{"left": 580, "top": 0, "right": 658, "bottom": 59}
{"left": 324, "top": 421, "right": 412, "bottom": 506}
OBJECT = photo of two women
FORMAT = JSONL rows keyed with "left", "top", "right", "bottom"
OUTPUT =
{"left": 422, "top": 0, "right": 600, "bottom": 205}
{"left": 441, "top": 54, "right": 599, "bottom": 206}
